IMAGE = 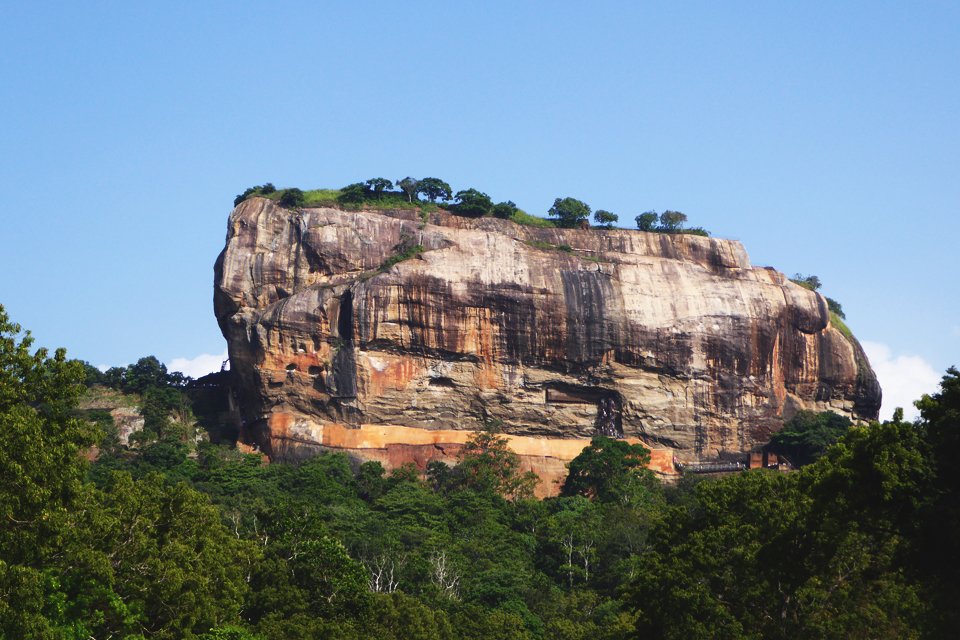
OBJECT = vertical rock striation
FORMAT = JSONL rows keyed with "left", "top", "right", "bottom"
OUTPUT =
{"left": 214, "top": 197, "right": 880, "bottom": 493}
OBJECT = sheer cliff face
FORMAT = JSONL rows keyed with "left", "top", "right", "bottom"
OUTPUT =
{"left": 214, "top": 198, "right": 880, "bottom": 489}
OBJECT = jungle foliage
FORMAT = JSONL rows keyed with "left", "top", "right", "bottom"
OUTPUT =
{"left": 1, "top": 303, "right": 958, "bottom": 638}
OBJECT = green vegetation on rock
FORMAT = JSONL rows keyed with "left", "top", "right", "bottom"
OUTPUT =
{"left": 634, "top": 209, "right": 710, "bottom": 236}
{"left": 232, "top": 179, "right": 717, "bottom": 235}
{"left": 379, "top": 244, "right": 424, "bottom": 272}
{"left": 790, "top": 273, "right": 851, "bottom": 328}
{"left": 831, "top": 310, "right": 854, "bottom": 340}
{"left": 509, "top": 209, "right": 555, "bottom": 228}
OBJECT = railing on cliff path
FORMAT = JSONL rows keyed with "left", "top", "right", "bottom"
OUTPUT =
{"left": 675, "top": 459, "right": 747, "bottom": 474}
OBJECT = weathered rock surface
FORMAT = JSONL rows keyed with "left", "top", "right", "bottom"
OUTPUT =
{"left": 214, "top": 197, "right": 880, "bottom": 492}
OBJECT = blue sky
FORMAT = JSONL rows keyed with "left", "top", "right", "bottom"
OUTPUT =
{"left": 1, "top": 2, "right": 957, "bottom": 418}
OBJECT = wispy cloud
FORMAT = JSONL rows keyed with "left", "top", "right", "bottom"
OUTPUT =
{"left": 167, "top": 350, "right": 228, "bottom": 379}
{"left": 861, "top": 341, "right": 940, "bottom": 421}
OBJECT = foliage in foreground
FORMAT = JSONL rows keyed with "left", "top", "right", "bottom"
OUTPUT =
{"left": 1, "top": 303, "right": 958, "bottom": 638}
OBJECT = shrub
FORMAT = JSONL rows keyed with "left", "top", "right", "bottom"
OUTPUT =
{"left": 279, "top": 188, "right": 305, "bottom": 208}
{"left": 379, "top": 244, "right": 424, "bottom": 272}
{"left": 452, "top": 189, "right": 493, "bottom": 217}
{"left": 491, "top": 200, "right": 518, "bottom": 219}
{"left": 338, "top": 182, "right": 367, "bottom": 204}
{"left": 827, "top": 297, "right": 845, "bottom": 319}
{"left": 790, "top": 274, "right": 822, "bottom": 291}
{"left": 233, "top": 183, "right": 275, "bottom": 207}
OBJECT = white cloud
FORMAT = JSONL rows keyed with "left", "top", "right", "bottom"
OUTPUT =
{"left": 167, "top": 350, "right": 229, "bottom": 379}
{"left": 861, "top": 341, "right": 940, "bottom": 422}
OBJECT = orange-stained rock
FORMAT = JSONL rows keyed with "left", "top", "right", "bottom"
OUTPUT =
{"left": 270, "top": 421, "right": 673, "bottom": 497}
{"left": 214, "top": 198, "right": 881, "bottom": 486}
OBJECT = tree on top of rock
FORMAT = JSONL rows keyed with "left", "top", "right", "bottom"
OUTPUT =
{"left": 364, "top": 178, "right": 394, "bottom": 199}
{"left": 491, "top": 200, "right": 518, "bottom": 219}
{"left": 790, "top": 273, "right": 822, "bottom": 291}
{"left": 635, "top": 211, "right": 659, "bottom": 231}
{"left": 658, "top": 210, "right": 687, "bottom": 232}
{"left": 593, "top": 209, "right": 618, "bottom": 229}
{"left": 417, "top": 177, "right": 452, "bottom": 203}
{"left": 548, "top": 197, "right": 591, "bottom": 228}
{"left": 452, "top": 188, "right": 493, "bottom": 217}
{"left": 397, "top": 177, "right": 420, "bottom": 203}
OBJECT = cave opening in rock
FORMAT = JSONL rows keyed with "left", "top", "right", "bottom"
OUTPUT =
{"left": 544, "top": 383, "right": 624, "bottom": 438}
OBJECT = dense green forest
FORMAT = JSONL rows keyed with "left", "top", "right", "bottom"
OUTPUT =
{"left": 1, "top": 303, "right": 958, "bottom": 639}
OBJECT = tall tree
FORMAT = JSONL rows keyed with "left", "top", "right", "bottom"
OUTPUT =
{"left": 548, "top": 197, "right": 591, "bottom": 228}
{"left": 0, "top": 305, "right": 99, "bottom": 636}
{"left": 634, "top": 211, "right": 658, "bottom": 231}
{"left": 658, "top": 210, "right": 687, "bottom": 231}
{"left": 365, "top": 178, "right": 394, "bottom": 199}
{"left": 593, "top": 209, "right": 618, "bottom": 229}
{"left": 397, "top": 177, "right": 420, "bottom": 203}
{"left": 417, "top": 177, "right": 452, "bottom": 203}
{"left": 562, "top": 436, "right": 654, "bottom": 503}
{"left": 453, "top": 189, "right": 493, "bottom": 217}
{"left": 915, "top": 367, "right": 960, "bottom": 635}
{"left": 457, "top": 431, "right": 538, "bottom": 500}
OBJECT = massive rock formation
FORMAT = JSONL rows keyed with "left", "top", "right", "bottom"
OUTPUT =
{"left": 214, "top": 197, "right": 880, "bottom": 494}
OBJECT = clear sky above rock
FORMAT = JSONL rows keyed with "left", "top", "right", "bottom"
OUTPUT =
{"left": 1, "top": 2, "right": 956, "bottom": 419}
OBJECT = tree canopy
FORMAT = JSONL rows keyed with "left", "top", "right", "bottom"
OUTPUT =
{"left": 3, "top": 303, "right": 956, "bottom": 638}
{"left": 452, "top": 189, "right": 494, "bottom": 217}
{"left": 592, "top": 209, "right": 618, "bottom": 229}
{"left": 634, "top": 211, "right": 658, "bottom": 231}
{"left": 562, "top": 436, "right": 654, "bottom": 502}
{"left": 768, "top": 410, "right": 852, "bottom": 466}
{"left": 397, "top": 177, "right": 420, "bottom": 203}
{"left": 634, "top": 209, "right": 709, "bottom": 235}
{"left": 548, "top": 197, "right": 591, "bottom": 228}
{"left": 418, "top": 177, "right": 453, "bottom": 203}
